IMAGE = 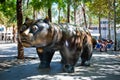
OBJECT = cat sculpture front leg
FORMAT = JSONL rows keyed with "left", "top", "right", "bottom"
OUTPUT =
{"left": 36, "top": 48, "right": 55, "bottom": 68}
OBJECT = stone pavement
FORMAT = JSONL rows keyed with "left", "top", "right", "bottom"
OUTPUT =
{"left": 0, "top": 43, "right": 120, "bottom": 80}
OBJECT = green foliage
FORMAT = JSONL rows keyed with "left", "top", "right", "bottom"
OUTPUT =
{"left": 86, "top": 0, "right": 120, "bottom": 24}
{"left": 0, "top": 0, "right": 16, "bottom": 25}
{"left": 29, "top": 0, "right": 43, "bottom": 11}
{"left": 22, "top": 5, "right": 33, "bottom": 19}
{"left": 116, "top": 0, "right": 120, "bottom": 23}
{"left": 0, "top": 0, "right": 16, "bottom": 17}
{"left": 0, "top": 11, "right": 8, "bottom": 24}
{"left": 29, "top": 0, "right": 56, "bottom": 11}
{"left": 56, "top": 0, "right": 66, "bottom": 9}
{"left": 0, "top": 0, "right": 119, "bottom": 25}
{"left": 88, "top": 0, "right": 109, "bottom": 17}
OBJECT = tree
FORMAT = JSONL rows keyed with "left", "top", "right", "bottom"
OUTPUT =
{"left": 71, "top": 0, "right": 80, "bottom": 24}
{"left": 56, "top": 0, "right": 66, "bottom": 23}
{"left": 67, "top": 0, "right": 71, "bottom": 23}
{"left": 81, "top": 1, "right": 87, "bottom": 28}
{"left": 29, "top": 0, "right": 53, "bottom": 22}
{"left": 80, "top": 0, "right": 92, "bottom": 28}
{"left": 107, "top": 0, "right": 111, "bottom": 40}
{"left": 0, "top": 0, "right": 17, "bottom": 43}
{"left": 88, "top": 0, "right": 109, "bottom": 40}
{"left": 29, "top": 0, "right": 43, "bottom": 19}
{"left": 45, "top": 0, "right": 55, "bottom": 22}
{"left": 0, "top": 0, "right": 17, "bottom": 26}
{"left": 116, "top": 0, "right": 120, "bottom": 24}
{"left": 113, "top": 0, "right": 117, "bottom": 51}
{"left": 16, "top": 0, "right": 24, "bottom": 59}
{"left": 0, "top": 12, "right": 8, "bottom": 24}
{"left": 0, "top": 0, "right": 24, "bottom": 59}
{"left": 0, "top": 1, "right": 6, "bottom": 24}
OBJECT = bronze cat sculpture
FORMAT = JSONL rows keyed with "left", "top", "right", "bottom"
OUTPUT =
{"left": 20, "top": 18, "right": 96, "bottom": 73}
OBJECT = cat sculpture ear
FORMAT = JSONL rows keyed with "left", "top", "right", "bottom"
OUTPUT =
{"left": 25, "top": 17, "right": 31, "bottom": 22}
{"left": 24, "top": 17, "right": 34, "bottom": 25}
{"left": 43, "top": 16, "right": 50, "bottom": 24}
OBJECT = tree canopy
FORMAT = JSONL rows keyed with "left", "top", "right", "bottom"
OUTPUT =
{"left": 0, "top": 0, "right": 120, "bottom": 25}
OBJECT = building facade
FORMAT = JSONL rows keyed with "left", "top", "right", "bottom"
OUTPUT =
{"left": 89, "top": 18, "right": 114, "bottom": 40}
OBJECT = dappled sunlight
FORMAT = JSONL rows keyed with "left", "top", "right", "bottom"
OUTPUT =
{"left": 0, "top": 44, "right": 120, "bottom": 80}
{"left": 25, "top": 75, "right": 76, "bottom": 80}
{"left": 0, "top": 53, "right": 120, "bottom": 80}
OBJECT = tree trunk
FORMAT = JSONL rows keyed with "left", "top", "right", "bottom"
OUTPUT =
{"left": 108, "top": 0, "right": 111, "bottom": 40}
{"left": 48, "top": 6, "right": 52, "bottom": 22}
{"left": 67, "top": 2, "right": 70, "bottom": 23}
{"left": 33, "top": 8, "right": 36, "bottom": 20}
{"left": 88, "top": 16, "right": 92, "bottom": 28}
{"left": 27, "top": 0, "right": 29, "bottom": 8}
{"left": 12, "top": 24, "right": 16, "bottom": 43}
{"left": 113, "top": 0, "right": 117, "bottom": 51}
{"left": 82, "top": 3, "right": 87, "bottom": 28}
{"left": 58, "top": 8, "right": 61, "bottom": 23}
{"left": 108, "top": 11, "right": 111, "bottom": 40}
{"left": 98, "top": 15, "right": 102, "bottom": 40}
{"left": 16, "top": 0, "right": 24, "bottom": 59}
{"left": 74, "top": 7, "right": 76, "bottom": 25}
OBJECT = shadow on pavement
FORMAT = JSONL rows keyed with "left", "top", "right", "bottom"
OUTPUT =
{"left": 0, "top": 55, "right": 120, "bottom": 80}
{"left": 0, "top": 61, "right": 64, "bottom": 80}
{"left": 0, "top": 44, "right": 120, "bottom": 80}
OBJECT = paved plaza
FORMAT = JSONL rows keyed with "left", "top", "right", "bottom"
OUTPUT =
{"left": 0, "top": 43, "right": 120, "bottom": 80}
